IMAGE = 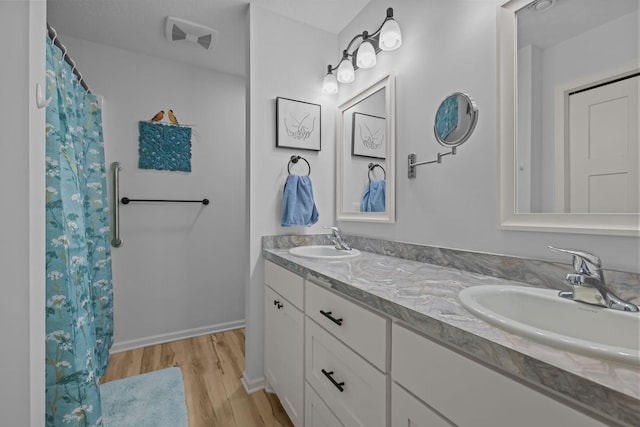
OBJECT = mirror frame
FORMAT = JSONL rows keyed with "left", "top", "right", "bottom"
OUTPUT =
{"left": 337, "top": 74, "right": 395, "bottom": 223}
{"left": 498, "top": 0, "right": 639, "bottom": 236}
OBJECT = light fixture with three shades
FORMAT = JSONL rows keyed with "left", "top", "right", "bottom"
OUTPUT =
{"left": 322, "top": 7, "right": 402, "bottom": 94}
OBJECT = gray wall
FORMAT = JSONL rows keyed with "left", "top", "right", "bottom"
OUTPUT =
{"left": 60, "top": 36, "right": 247, "bottom": 351}
{"left": 337, "top": 0, "right": 640, "bottom": 273}
{"left": 246, "top": 4, "right": 337, "bottom": 387}
{"left": 244, "top": 0, "right": 639, "bottom": 390}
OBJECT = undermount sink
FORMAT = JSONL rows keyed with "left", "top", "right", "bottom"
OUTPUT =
{"left": 288, "top": 245, "right": 361, "bottom": 259}
{"left": 458, "top": 285, "right": 640, "bottom": 366}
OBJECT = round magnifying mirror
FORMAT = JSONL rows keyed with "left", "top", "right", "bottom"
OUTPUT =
{"left": 434, "top": 92, "right": 478, "bottom": 148}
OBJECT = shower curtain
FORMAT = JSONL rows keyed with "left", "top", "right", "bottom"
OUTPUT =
{"left": 44, "top": 35, "right": 113, "bottom": 427}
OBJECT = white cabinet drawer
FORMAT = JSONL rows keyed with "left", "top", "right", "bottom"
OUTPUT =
{"left": 305, "top": 280, "right": 388, "bottom": 370}
{"left": 265, "top": 260, "right": 304, "bottom": 310}
{"left": 392, "top": 324, "right": 606, "bottom": 427}
{"left": 391, "top": 383, "right": 452, "bottom": 427}
{"left": 305, "top": 382, "right": 344, "bottom": 427}
{"left": 306, "top": 319, "right": 387, "bottom": 427}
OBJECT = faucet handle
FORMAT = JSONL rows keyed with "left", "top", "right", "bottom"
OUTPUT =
{"left": 548, "top": 246, "right": 602, "bottom": 275}
{"left": 323, "top": 226, "right": 341, "bottom": 235}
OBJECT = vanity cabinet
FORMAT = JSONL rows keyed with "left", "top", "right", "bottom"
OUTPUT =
{"left": 305, "top": 318, "right": 387, "bottom": 427}
{"left": 391, "top": 383, "right": 451, "bottom": 427}
{"left": 264, "top": 261, "right": 304, "bottom": 426}
{"left": 304, "top": 280, "right": 389, "bottom": 426}
{"left": 391, "top": 323, "right": 606, "bottom": 427}
{"left": 264, "top": 258, "right": 611, "bottom": 427}
{"left": 305, "top": 383, "right": 344, "bottom": 427}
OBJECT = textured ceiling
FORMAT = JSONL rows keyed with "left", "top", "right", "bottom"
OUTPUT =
{"left": 47, "top": 0, "right": 370, "bottom": 77}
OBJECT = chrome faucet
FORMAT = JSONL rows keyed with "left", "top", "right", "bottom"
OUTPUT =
{"left": 548, "top": 246, "right": 639, "bottom": 312}
{"left": 324, "top": 226, "right": 351, "bottom": 251}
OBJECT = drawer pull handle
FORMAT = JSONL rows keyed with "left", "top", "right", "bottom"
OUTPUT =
{"left": 319, "top": 310, "right": 343, "bottom": 326}
{"left": 321, "top": 369, "right": 345, "bottom": 392}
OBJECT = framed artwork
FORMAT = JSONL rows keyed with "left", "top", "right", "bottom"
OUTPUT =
{"left": 276, "top": 97, "right": 321, "bottom": 151}
{"left": 351, "top": 112, "right": 386, "bottom": 159}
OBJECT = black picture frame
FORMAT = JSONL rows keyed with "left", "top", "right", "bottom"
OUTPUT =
{"left": 276, "top": 97, "right": 321, "bottom": 151}
{"left": 352, "top": 112, "right": 386, "bottom": 159}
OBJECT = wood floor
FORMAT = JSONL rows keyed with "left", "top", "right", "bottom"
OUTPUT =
{"left": 101, "top": 328, "right": 294, "bottom": 427}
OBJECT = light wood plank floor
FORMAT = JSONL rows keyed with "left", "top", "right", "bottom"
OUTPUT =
{"left": 101, "top": 328, "right": 294, "bottom": 427}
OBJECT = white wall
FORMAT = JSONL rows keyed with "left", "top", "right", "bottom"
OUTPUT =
{"left": 245, "top": 5, "right": 338, "bottom": 387}
{"left": 0, "top": 1, "right": 46, "bottom": 425}
{"left": 336, "top": 0, "right": 640, "bottom": 273}
{"left": 60, "top": 36, "right": 246, "bottom": 350}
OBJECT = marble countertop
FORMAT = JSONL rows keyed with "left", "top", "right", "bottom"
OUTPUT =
{"left": 263, "top": 247, "right": 640, "bottom": 426}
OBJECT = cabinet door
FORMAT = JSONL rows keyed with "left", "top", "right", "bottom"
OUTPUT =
{"left": 264, "top": 286, "right": 284, "bottom": 396}
{"left": 391, "top": 383, "right": 452, "bottom": 427}
{"left": 280, "top": 297, "right": 304, "bottom": 427}
{"left": 265, "top": 285, "right": 304, "bottom": 427}
{"left": 305, "top": 383, "right": 344, "bottom": 427}
{"left": 392, "top": 324, "right": 606, "bottom": 427}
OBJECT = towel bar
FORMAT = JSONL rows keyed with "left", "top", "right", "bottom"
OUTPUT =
{"left": 121, "top": 197, "right": 210, "bottom": 205}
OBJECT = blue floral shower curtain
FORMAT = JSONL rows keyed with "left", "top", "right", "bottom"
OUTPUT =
{"left": 45, "top": 36, "right": 113, "bottom": 426}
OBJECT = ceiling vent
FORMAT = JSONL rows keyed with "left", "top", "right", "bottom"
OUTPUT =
{"left": 165, "top": 16, "right": 218, "bottom": 51}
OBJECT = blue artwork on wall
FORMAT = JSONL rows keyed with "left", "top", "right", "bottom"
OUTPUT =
{"left": 138, "top": 121, "right": 192, "bottom": 172}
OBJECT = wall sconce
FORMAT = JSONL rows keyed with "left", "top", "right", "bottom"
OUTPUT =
{"left": 322, "top": 7, "right": 402, "bottom": 95}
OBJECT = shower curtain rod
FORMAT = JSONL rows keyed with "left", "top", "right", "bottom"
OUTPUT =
{"left": 47, "top": 23, "right": 92, "bottom": 94}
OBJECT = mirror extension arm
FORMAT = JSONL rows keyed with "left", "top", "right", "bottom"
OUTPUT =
{"left": 407, "top": 147, "right": 457, "bottom": 178}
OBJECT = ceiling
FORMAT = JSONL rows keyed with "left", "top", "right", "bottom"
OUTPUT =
{"left": 517, "top": 0, "right": 638, "bottom": 49}
{"left": 47, "top": 0, "right": 371, "bottom": 77}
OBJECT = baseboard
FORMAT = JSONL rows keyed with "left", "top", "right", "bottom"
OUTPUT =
{"left": 110, "top": 319, "right": 245, "bottom": 353}
{"left": 241, "top": 371, "right": 265, "bottom": 394}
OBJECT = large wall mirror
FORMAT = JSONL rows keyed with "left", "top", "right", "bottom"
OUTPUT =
{"left": 337, "top": 74, "right": 395, "bottom": 222}
{"left": 498, "top": 0, "right": 639, "bottom": 236}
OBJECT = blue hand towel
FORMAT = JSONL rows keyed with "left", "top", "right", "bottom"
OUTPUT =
{"left": 281, "top": 175, "right": 319, "bottom": 227}
{"left": 361, "top": 180, "right": 386, "bottom": 212}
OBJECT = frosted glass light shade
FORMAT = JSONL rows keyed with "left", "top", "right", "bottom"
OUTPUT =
{"left": 337, "top": 59, "right": 355, "bottom": 83}
{"left": 379, "top": 19, "right": 402, "bottom": 51}
{"left": 322, "top": 72, "right": 338, "bottom": 94}
{"left": 356, "top": 40, "right": 376, "bottom": 69}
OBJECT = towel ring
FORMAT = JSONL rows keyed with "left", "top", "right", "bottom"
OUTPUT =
{"left": 368, "top": 163, "right": 386, "bottom": 181}
{"left": 288, "top": 155, "right": 311, "bottom": 176}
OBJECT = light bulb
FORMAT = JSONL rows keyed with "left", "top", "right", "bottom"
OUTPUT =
{"left": 356, "top": 40, "right": 376, "bottom": 69}
{"left": 322, "top": 72, "right": 338, "bottom": 94}
{"left": 336, "top": 58, "right": 355, "bottom": 83}
{"left": 379, "top": 18, "right": 402, "bottom": 51}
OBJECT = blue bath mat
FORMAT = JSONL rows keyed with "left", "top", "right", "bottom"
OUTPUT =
{"left": 100, "top": 367, "right": 188, "bottom": 427}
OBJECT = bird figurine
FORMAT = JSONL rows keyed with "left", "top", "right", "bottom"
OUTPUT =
{"left": 168, "top": 109, "right": 179, "bottom": 126}
{"left": 150, "top": 110, "right": 164, "bottom": 122}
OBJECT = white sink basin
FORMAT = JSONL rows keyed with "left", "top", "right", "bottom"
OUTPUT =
{"left": 458, "top": 285, "right": 640, "bottom": 365}
{"left": 288, "top": 245, "right": 361, "bottom": 259}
